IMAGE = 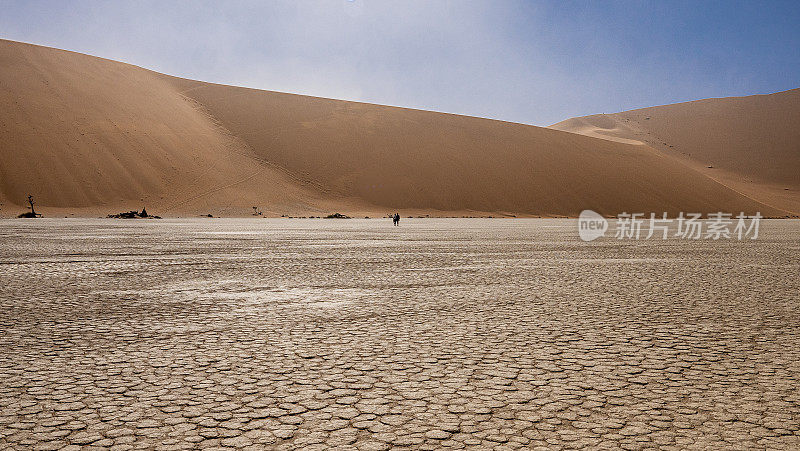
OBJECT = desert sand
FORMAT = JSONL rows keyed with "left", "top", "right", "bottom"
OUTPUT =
{"left": 1, "top": 39, "right": 794, "bottom": 218}
{"left": 551, "top": 89, "right": 800, "bottom": 215}
{"left": 1, "top": 218, "right": 799, "bottom": 448}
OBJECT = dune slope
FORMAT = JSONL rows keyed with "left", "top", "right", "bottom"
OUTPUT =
{"left": 0, "top": 39, "right": 787, "bottom": 217}
{"left": 0, "top": 40, "right": 359, "bottom": 217}
{"left": 551, "top": 90, "right": 800, "bottom": 214}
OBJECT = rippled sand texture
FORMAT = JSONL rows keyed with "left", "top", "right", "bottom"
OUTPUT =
{"left": 1, "top": 218, "right": 799, "bottom": 450}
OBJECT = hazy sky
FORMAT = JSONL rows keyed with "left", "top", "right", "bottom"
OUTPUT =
{"left": 2, "top": 0, "right": 799, "bottom": 125}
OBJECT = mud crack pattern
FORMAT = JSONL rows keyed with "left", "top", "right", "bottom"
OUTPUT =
{"left": 1, "top": 218, "right": 798, "bottom": 450}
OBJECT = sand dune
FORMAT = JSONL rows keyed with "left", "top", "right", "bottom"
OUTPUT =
{"left": 551, "top": 90, "right": 800, "bottom": 214}
{"left": 0, "top": 39, "right": 791, "bottom": 217}
{"left": 0, "top": 40, "right": 357, "bottom": 218}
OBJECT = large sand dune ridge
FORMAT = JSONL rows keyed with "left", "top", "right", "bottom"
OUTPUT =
{"left": 0, "top": 39, "right": 793, "bottom": 217}
{"left": 551, "top": 90, "right": 800, "bottom": 214}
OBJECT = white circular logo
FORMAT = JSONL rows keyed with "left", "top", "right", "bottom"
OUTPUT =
{"left": 578, "top": 210, "right": 608, "bottom": 241}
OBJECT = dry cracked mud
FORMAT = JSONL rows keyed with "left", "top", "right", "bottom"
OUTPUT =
{"left": 1, "top": 218, "right": 798, "bottom": 450}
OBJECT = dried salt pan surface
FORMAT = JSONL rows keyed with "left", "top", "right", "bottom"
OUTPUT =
{"left": 1, "top": 218, "right": 799, "bottom": 448}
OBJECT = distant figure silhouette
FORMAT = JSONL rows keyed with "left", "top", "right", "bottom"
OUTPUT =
{"left": 393, "top": 213, "right": 400, "bottom": 226}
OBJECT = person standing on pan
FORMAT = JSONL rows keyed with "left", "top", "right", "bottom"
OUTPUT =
{"left": 394, "top": 213, "right": 400, "bottom": 226}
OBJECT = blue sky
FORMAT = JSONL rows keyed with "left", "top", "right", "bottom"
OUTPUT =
{"left": 1, "top": 0, "right": 799, "bottom": 125}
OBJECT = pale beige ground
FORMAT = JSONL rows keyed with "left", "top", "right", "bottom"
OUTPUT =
{"left": 550, "top": 89, "right": 800, "bottom": 215}
{"left": 1, "top": 218, "right": 799, "bottom": 450}
{"left": 0, "top": 39, "right": 789, "bottom": 218}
